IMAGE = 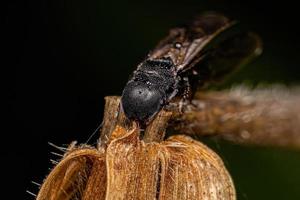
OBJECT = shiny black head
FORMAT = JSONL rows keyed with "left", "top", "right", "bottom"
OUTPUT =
{"left": 121, "top": 58, "right": 177, "bottom": 124}
{"left": 121, "top": 81, "right": 164, "bottom": 123}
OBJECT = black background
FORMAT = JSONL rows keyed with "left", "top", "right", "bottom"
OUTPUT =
{"left": 6, "top": 0, "right": 300, "bottom": 199}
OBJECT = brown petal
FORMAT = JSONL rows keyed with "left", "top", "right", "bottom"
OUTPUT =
{"left": 37, "top": 148, "right": 106, "bottom": 200}
{"left": 159, "top": 135, "right": 235, "bottom": 199}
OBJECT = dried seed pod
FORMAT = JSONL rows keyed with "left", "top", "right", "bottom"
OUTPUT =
{"left": 37, "top": 126, "right": 235, "bottom": 200}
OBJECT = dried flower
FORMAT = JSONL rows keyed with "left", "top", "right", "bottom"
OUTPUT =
{"left": 37, "top": 124, "right": 235, "bottom": 200}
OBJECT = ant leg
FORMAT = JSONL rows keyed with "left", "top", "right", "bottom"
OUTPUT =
{"left": 179, "top": 76, "right": 192, "bottom": 113}
{"left": 183, "top": 76, "right": 192, "bottom": 100}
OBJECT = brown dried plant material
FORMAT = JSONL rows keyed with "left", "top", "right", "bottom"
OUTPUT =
{"left": 106, "top": 126, "right": 235, "bottom": 200}
{"left": 36, "top": 147, "right": 106, "bottom": 200}
{"left": 37, "top": 126, "right": 235, "bottom": 200}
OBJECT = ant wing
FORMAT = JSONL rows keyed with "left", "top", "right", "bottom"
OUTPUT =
{"left": 148, "top": 13, "right": 235, "bottom": 72}
{"left": 192, "top": 32, "right": 262, "bottom": 89}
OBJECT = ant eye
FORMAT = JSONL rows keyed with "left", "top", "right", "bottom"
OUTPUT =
{"left": 173, "top": 42, "right": 182, "bottom": 49}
